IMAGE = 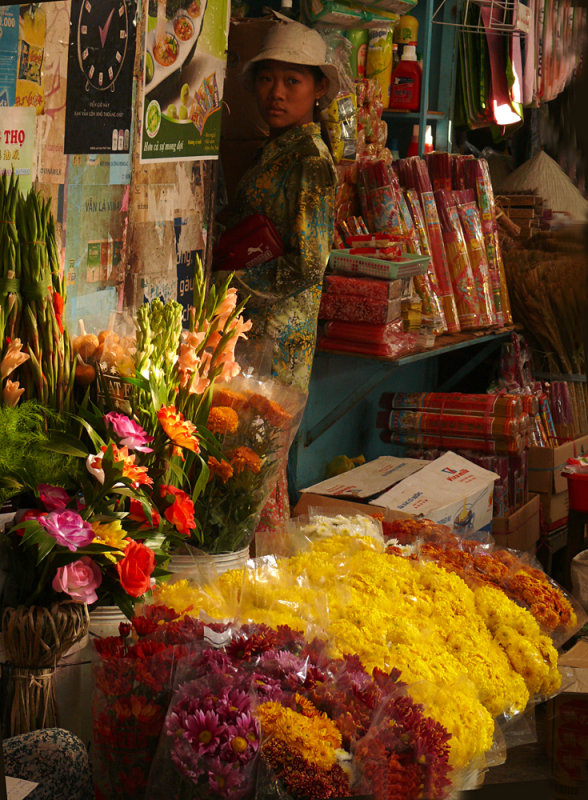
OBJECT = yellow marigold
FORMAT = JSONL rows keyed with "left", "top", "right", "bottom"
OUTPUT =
{"left": 207, "top": 406, "right": 239, "bottom": 436}
{"left": 211, "top": 388, "right": 249, "bottom": 410}
{"left": 229, "top": 446, "right": 261, "bottom": 474}
{"left": 256, "top": 701, "right": 341, "bottom": 770}
{"left": 207, "top": 456, "right": 234, "bottom": 483}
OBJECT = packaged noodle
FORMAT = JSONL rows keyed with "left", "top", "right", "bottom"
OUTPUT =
{"left": 457, "top": 202, "right": 496, "bottom": 328}
{"left": 435, "top": 190, "right": 481, "bottom": 330}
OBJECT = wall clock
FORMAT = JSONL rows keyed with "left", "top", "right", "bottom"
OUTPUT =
{"left": 77, "top": 0, "right": 129, "bottom": 92}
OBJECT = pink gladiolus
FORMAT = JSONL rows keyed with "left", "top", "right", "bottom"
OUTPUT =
{"left": 0, "top": 340, "right": 29, "bottom": 379}
{"left": 52, "top": 556, "right": 102, "bottom": 604}
{"left": 189, "top": 374, "right": 210, "bottom": 395}
{"left": 219, "top": 359, "right": 241, "bottom": 381}
{"left": 38, "top": 484, "right": 70, "bottom": 512}
{"left": 39, "top": 510, "right": 95, "bottom": 552}
{"left": 184, "top": 329, "right": 207, "bottom": 349}
{"left": 177, "top": 343, "right": 200, "bottom": 374}
{"left": 104, "top": 412, "right": 154, "bottom": 452}
{"left": 214, "top": 288, "right": 238, "bottom": 323}
{"left": 2, "top": 379, "right": 24, "bottom": 406}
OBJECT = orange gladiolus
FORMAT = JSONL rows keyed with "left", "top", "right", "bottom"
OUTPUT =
{"left": 157, "top": 406, "right": 200, "bottom": 453}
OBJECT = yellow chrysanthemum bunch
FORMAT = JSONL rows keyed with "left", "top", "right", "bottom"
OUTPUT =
{"left": 256, "top": 697, "right": 342, "bottom": 770}
{"left": 152, "top": 534, "right": 560, "bottom": 769}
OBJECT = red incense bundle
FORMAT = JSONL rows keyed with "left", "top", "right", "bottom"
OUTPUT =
{"left": 411, "top": 159, "right": 460, "bottom": 333}
{"left": 380, "top": 391, "right": 524, "bottom": 417}
{"left": 324, "top": 319, "right": 405, "bottom": 344}
{"left": 435, "top": 190, "right": 481, "bottom": 330}
{"left": 425, "top": 151, "right": 452, "bottom": 191}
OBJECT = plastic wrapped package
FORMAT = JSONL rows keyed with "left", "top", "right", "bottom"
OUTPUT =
{"left": 324, "top": 272, "right": 404, "bottom": 299}
{"left": 323, "top": 318, "right": 411, "bottom": 343}
{"left": 322, "top": 91, "right": 358, "bottom": 164}
{"left": 408, "top": 159, "right": 461, "bottom": 332}
{"left": 457, "top": 201, "right": 497, "bottom": 328}
{"left": 319, "top": 291, "right": 402, "bottom": 323}
{"left": 435, "top": 190, "right": 481, "bottom": 330}
{"left": 304, "top": 0, "right": 400, "bottom": 28}
{"left": 318, "top": 318, "right": 419, "bottom": 358}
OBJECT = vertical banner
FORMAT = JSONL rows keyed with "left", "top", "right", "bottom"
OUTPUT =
{"left": 140, "top": 0, "right": 229, "bottom": 162}
{"left": 64, "top": 0, "right": 137, "bottom": 154}
{"left": 0, "top": 106, "right": 35, "bottom": 191}
{"left": 15, "top": 3, "right": 45, "bottom": 113}
{"left": 0, "top": 5, "right": 19, "bottom": 107}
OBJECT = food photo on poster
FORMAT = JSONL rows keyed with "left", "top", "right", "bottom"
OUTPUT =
{"left": 140, "top": 0, "right": 229, "bottom": 161}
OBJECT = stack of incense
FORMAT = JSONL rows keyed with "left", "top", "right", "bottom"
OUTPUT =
{"left": 377, "top": 392, "right": 529, "bottom": 455}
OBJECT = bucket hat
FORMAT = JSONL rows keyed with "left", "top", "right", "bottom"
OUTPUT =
{"left": 241, "top": 16, "right": 340, "bottom": 109}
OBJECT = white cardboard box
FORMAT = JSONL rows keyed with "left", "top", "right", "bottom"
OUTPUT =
{"left": 300, "top": 455, "right": 427, "bottom": 500}
{"left": 372, "top": 451, "right": 499, "bottom": 533}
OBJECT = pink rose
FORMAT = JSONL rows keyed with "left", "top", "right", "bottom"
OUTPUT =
{"left": 39, "top": 510, "right": 95, "bottom": 551}
{"left": 38, "top": 484, "right": 70, "bottom": 512}
{"left": 104, "top": 412, "right": 154, "bottom": 453}
{"left": 52, "top": 557, "right": 102, "bottom": 604}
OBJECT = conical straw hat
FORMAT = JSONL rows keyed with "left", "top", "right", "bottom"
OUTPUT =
{"left": 497, "top": 150, "right": 588, "bottom": 221}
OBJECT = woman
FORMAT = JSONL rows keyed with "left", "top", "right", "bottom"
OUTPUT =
{"left": 230, "top": 16, "right": 339, "bottom": 392}
{"left": 224, "top": 17, "right": 339, "bottom": 540}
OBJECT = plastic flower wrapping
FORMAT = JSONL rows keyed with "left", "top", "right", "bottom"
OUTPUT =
{"left": 92, "top": 606, "right": 455, "bottom": 800}
{"left": 149, "top": 512, "right": 581, "bottom": 784}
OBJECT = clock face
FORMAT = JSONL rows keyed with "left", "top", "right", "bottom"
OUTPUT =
{"left": 77, "top": 0, "right": 129, "bottom": 91}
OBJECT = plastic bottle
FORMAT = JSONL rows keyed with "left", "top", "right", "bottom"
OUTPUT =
{"left": 389, "top": 44, "right": 421, "bottom": 111}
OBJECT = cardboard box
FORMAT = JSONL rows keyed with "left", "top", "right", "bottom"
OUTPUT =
{"left": 528, "top": 434, "right": 588, "bottom": 494}
{"left": 299, "top": 455, "right": 427, "bottom": 501}
{"left": 373, "top": 452, "right": 498, "bottom": 533}
{"left": 491, "top": 493, "right": 540, "bottom": 552}
{"left": 546, "top": 640, "right": 588, "bottom": 789}
{"left": 540, "top": 489, "right": 569, "bottom": 529}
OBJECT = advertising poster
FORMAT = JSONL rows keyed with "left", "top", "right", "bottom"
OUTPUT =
{"left": 64, "top": 0, "right": 137, "bottom": 154}
{"left": 0, "top": 106, "right": 35, "bottom": 191}
{"left": 140, "top": 0, "right": 229, "bottom": 163}
{"left": 0, "top": 5, "right": 19, "bottom": 107}
{"left": 15, "top": 4, "right": 45, "bottom": 113}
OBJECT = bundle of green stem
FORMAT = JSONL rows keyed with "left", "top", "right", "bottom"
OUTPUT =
{"left": 0, "top": 173, "right": 75, "bottom": 412}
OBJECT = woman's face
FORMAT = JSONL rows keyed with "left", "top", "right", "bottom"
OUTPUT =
{"left": 254, "top": 60, "right": 327, "bottom": 134}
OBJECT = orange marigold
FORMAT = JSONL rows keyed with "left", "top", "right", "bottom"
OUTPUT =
{"left": 207, "top": 406, "right": 239, "bottom": 436}
{"left": 211, "top": 388, "right": 249, "bottom": 410}
{"left": 229, "top": 446, "right": 262, "bottom": 474}
{"left": 248, "top": 393, "right": 293, "bottom": 427}
{"left": 208, "top": 456, "right": 234, "bottom": 483}
{"left": 157, "top": 406, "right": 200, "bottom": 453}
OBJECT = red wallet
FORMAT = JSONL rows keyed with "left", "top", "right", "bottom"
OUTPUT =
{"left": 213, "top": 213, "right": 285, "bottom": 271}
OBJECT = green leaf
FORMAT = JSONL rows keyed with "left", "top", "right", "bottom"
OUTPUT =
{"left": 191, "top": 455, "right": 209, "bottom": 503}
{"left": 70, "top": 413, "right": 106, "bottom": 452}
{"left": 42, "top": 434, "right": 89, "bottom": 458}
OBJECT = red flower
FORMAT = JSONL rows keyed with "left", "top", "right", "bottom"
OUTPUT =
{"left": 116, "top": 540, "right": 156, "bottom": 597}
{"left": 128, "top": 499, "right": 161, "bottom": 530}
{"left": 160, "top": 485, "right": 196, "bottom": 536}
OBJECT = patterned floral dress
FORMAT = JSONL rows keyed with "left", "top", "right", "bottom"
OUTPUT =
{"left": 229, "top": 122, "right": 336, "bottom": 540}
{"left": 231, "top": 122, "right": 336, "bottom": 392}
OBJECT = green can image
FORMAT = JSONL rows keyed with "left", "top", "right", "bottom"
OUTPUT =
{"left": 344, "top": 28, "right": 369, "bottom": 79}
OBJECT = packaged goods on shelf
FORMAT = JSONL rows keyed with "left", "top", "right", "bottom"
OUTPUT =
{"left": 322, "top": 318, "right": 408, "bottom": 344}
{"left": 319, "top": 291, "right": 402, "bottom": 323}
{"left": 457, "top": 202, "right": 497, "bottom": 327}
{"left": 380, "top": 391, "right": 525, "bottom": 417}
{"left": 328, "top": 248, "right": 430, "bottom": 279}
{"left": 323, "top": 273, "right": 405, "bottom": 300}
{"left": 434, "top": 189, "right": 482, "bottom": 330}
{"left": 304, "top": 0, "right": 400, "bottom": 27}
{"left": 318, "top": 317, "right": 419, "bottom": 358}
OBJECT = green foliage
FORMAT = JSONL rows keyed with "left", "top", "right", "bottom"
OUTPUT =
{"left": 0, "top": 401, "right": 80, "bottom": 505}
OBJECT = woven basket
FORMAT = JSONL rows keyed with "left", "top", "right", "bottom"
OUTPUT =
{"left": 2, "top": 600, "right": 89, "bottom": 735}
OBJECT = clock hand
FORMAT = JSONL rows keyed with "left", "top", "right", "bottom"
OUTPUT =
{"left": 99, "top": 8, "right": 115, "bottom": 48}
